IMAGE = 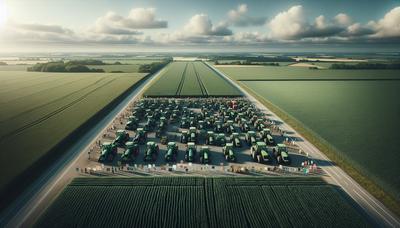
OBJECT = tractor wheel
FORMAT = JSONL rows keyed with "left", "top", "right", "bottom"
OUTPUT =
{"left": 277, "top": 156, "right": 282, "bottom": 164}
{"left": 152, "top": 154, "right": 157, "bottom": 161}
{"left": 225, "top": 155, "right": 229, "bottom": 161}
{"left": 257, "top": 155, "right": 262, "bottom": 163}
{"left": 200, "top": 157, "right": 204, "bottom": 164}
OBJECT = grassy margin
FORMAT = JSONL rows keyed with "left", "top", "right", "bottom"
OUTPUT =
{"left": 237, "top": 81, "right": 400, "bottom": 217}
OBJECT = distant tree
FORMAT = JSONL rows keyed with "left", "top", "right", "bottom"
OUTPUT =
{"left": 0, "top": 62, "right": 7, "bottom": 65}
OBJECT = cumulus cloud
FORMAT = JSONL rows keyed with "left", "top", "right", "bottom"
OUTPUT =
{"left": 268, "top": 5, "right": 306, "bottom": 39}
{"left": 227, "top": 4, "right": 266, "bottom": 27}
{"left": 92, "top": 8, "right": 167, "bottom": 35}
{"left": 368, "top": 6, "right": 400, "bottom": 38}
{"left": 184, "top": 14, "right": 232, "bottom": 36}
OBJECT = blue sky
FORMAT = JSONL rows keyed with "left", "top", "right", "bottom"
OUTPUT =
{"left": 0, "top": 0, "right": 399, "bottom": 52}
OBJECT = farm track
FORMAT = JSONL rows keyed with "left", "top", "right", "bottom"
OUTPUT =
{"left": 0, "top": 77, "right": 117, "bottom": 142}
{"left": 193, "top": 63, "right": 208, "bottom": 96}
{"left": 0, "top": 77, "right": 91, "bottom": 104}
{"left": 0, "top": 77, "right": 109, "bottom": 125}
{"left": 176, "top": 63, "right": 188, "bottom": 96}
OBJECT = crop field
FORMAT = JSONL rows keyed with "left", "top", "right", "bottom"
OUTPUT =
{"left": 216, "top": 65, "right": 400, "bottom": 200}
{"left": 0, "top": 65, "right": 30, "bottom": 71}
{"left": 216, "top": 65, "right": 400, "bottom": 80}
{"left": 0, "top": 72, "right": 146, "bottom": 194}
{"left": 35, "top": 177, "right": 368, "bottom": 227}
{"left": 144, "top": 61, "right": 241, "bottom": 97}
{"left": 87, "top": 64, "right": 141, "bottom": 73}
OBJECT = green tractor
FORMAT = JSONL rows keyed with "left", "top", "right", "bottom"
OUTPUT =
{"left": 245, "top": 131, "right": 257, "bottom": 146}
{"left": 199, "top": 146, "right": 211, "bottom": 164}
{"left": 260, "top": 128, "right": 275, "bottom": 146}
{"left": 185, "top": 142, "right": 197, "bottom": 162}
{"left": 180, "top": 117, "right": 189, "bottom": 128}
{"left": 215, "top": 133, "right": 226, "bottom": 146}
{"left": 144, "top": 115, "right": 155, "bottom": 131}
{"left": 143, "top": 141, "right": 159, "bottom": 162}
{"left": 222, "top": 143, "right": 236, "bottom": 162}
{"left": 188, "top": 127, "right": 197, "bottom": 143}
{"left": 229, "top": 132, "right": 242, "bottom": 147}
{"left": 98, "top": 142, "right": 117, "bottom": 163}
{"left": 132, "top": 128, "right": 147, "bottom": 145}
{"left": 254, "top": 118, "right": 266, "bottom": 131}
{"left": 274, "top": 144, "right": 291, "bottom": 165}
{"left": 205, "top": 131, "right": 215, "bottom": 145}
{"left": 113, "top": 130, "right": 130, "bottom": 147}
{"left": 165, "top": 142, "right": 178, "bottom": 162}
{"left": 180, "top": 130, "right": 189, "bottom": 143}
{"left": 121, "top": 141, "right": 139, "bottom": 163}
{"left": 214, "top": 120, "right": 223, "bottom": 133}
{"left": 251, "top": 142, "right": 271, "bottom": 163}
{"left": 158, "top": 117, "right": 167, "bottom": 131}
{"left": 225, "top": 120, "right": 235, "bottom": 134}
{"left": 240, "top": 119, "right": 250, "bottom": 132}
{"left": 125, "top": 116, "right": 139, "bottom": 130}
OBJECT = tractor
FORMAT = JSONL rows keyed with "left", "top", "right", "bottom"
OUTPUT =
{"left": 158, "top": 117, "right": 167, "bottom": 131}
{"left": 245, "top": 131, "right": 257, "bottom": 146}
{"left": 254, "top": 118, "right": 265, "bottom": 131}
{"left": 251, "top": 142, "right": 271, "bottom": 163}
{"left": 180, "top": 117, "right": 189, "bottom": 128}
{"left": 185, "top": 142, "right": 197, "bottom": 162}
{"left": 188, "top": 127, "right": 197, "bottom": 143}
{"left": 165, "top": 142, "right": 178, "bottom": 162}
{"left": 222, "top": 143, "right": 236, "bottom": 162}
{"left": 180, "top": 130, "right": 189, "bottom": 143}
{"left": 240, "top": 119, "right": 250, "bottom": 132}
{"left": 229, "top": 132, "right": 242, "bottom": 147}
{"left": 214, "top": 120, "right": 224, "bottom": 133}
{"left": 125, "top": 116, "right": 138, "bottom": 130}
{"left": 121, "top": 141, "right": 139, "bottom": 163}
{"left": 199, "top": 146, "right": 211, "bottom": 164}
{"left": 132, "top": 128, "right": 147, "bottom": 145}
{"left": 189, "top": 117, "right": 197, "bottom": 127}
{"left": 205, "top": 131, "right": 215, "bottom": 145}
{"left": 260, "top": 128, "right": 275, "bottom": 146}
{"left": 225, "top": 120, "right": 235, "bottom": 134}
{"left": 274, "top": 144, "right": 291, "bottom": 165}
{"left": 144, "top": 115, "right": 155, "bottom": 131}
{"left": 215, "top": 133, "right": 226, "bottom": 146}
{"left": 143, "top": 141, "right": 159, "bottom": 162}
{"left": 113, "top": 130, "right": 130, "bottom": 147}
{"left": 98, "top": 142, "right": 117, "bottom": 163}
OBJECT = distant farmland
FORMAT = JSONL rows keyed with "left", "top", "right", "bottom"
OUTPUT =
{"left": 217, "top": 65, "right": 400, "bottom": 202}
{"left": 0, "top": 72, "right": 146, "bottom": 198}
{"left": 144, "top": 61, "right": 241, "bottom": 97}
{"left": 35, "top": 177, "right": 369, "bottom": 227}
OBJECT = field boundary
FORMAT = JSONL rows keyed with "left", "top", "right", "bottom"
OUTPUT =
{"left": 236, "top": 81, "right": 400, "bottom": 218}
{"left": 238, "top": 78, "right": 400, "bottom": 81}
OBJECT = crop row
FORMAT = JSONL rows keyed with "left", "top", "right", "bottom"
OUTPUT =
{"left": 36, "top": 177, "right": 368, "bottom": 227}
{"left": 144, "top": 61, "right": 241, "bottom": 97}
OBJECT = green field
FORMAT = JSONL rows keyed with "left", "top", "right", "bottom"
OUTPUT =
{"left": 0, "top": 71, "right": 146, "bottom": 194}
{"left": 144, "top": 61, "right": 241, "bottom": 97}
{"left": 217, "top": 65, "right": 400, "bottom": 201}
{"left": 35, "top": 177, "right": 369, "bottom": 227}
{"left": 0, "top": 65, "right": 30, "bottom": 71}
{"left": 217, "top": 65, "right": 400, "bottom": 80}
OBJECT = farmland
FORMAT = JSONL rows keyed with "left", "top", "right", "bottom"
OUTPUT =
{"left": 144, "top": 61, "right": 241, "bottom": 97}
{"left": 87, "top": 64, "right": 141, "bottom": 73}
{"left": 216, "top": 65, "right": 400, "bottom": 202}
{"left": 0, "top": 71, "right": 146, "bottom": 197}
{"left": 35, "top": 177, "right": 369, "bottom": 227}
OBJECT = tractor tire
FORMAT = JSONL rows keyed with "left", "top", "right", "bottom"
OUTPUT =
{"left": 200, "top": 157, "right": 204, "bottom": 164}
{"left": 257, "top": 155, "right": 262, "bottom": 163}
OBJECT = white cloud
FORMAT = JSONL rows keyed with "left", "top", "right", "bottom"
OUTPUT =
{"left": 227, "top": 4, "right": 266, "bottom": 27}
{"left": 183, "top": 14, "right": 232, "bottom": 36}
{"left": 369, "top": 6, "right": 400, "bottom": 38}
{"left": 268, "top": 5, "right": 306, "bottom": 39}
{"left": 92, "top": 8, "right": 167, "bottom": 35}
{"left": 334, "top": 13, "right": 352, "bottom": 26}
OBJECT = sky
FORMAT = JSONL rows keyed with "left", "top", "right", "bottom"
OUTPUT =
{"left": 0, "top": 0, "right": 399, "bottom": 52}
